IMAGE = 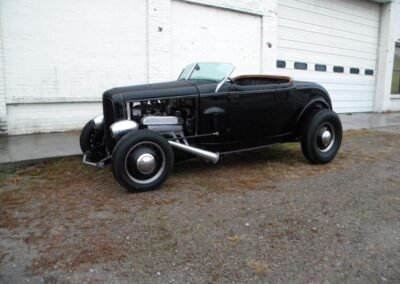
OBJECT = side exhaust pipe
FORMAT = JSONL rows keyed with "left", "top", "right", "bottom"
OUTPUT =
{"left": 168, "top": 140, "right": 219, "bottom": 164}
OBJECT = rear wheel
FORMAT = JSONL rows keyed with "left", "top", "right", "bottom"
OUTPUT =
{"left": 112, "top": 130, "right": 174, "bottom": 192}
{"left": 301, "top": 109, "right": 342, "bottom": 164}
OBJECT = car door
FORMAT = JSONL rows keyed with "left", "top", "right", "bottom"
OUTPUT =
{"left": 196, "top": 83, "right": 230, "bottom": 152}
{"left": 225, "top": 83, "right": 278, "bottom": 148}
{"left": 274, "top": 82, "right": 299, "bottom": 135}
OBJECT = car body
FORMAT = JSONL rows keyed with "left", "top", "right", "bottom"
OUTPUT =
{"left": 80, "top": 62, "right": 342, "bottom": 192}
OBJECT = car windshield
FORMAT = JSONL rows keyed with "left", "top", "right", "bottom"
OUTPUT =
{"left": 178, "top": 62, "right": 235, "bottom": 82}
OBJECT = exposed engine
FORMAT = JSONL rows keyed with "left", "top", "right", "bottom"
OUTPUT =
{"left": 129, "top": 98, "right": 196, "bottom": 135}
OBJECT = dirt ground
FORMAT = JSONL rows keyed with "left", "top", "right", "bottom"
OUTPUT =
{"left": 1, "top": 128, "right": 400, "bottom": 283}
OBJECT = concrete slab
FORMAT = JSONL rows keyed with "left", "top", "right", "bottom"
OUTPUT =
{"left": 339, "top": 112, "right": 400, "bottom": 130}
{"left": 0, "top": 132, "right": 80, "bottom": 164}
{"left": 1, "top": 112, "right": 400, "bottom": 165}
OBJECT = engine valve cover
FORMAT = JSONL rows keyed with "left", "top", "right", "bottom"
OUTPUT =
{"left": 141, "top": 116, "right": 183, "bottom": 125}
{"left": 141, "top": 116, "right": 183, "bottom": 133}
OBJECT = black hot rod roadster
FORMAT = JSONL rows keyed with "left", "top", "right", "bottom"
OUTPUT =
{"left": 80, "top": 62, "right": 342, "bottom": 192}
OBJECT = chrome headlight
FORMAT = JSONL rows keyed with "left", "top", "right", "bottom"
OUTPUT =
{"left": 110, "top": 120, "right": 139, "bottom": 139}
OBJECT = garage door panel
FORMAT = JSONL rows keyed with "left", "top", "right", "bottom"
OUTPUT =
{"left": 323, "top": 0, "right": 380, "bottom": 16}
{"left": 322, "top": 85, "right": 375, "bottom": 92}
{"left": 280, "top": 0, "right": 379, "bottom": 27}
{"left": 278, "top": 18, "right": 378, "bottom": 45}
{"left": 331, "top": 93, "right": 375, "bottom": 101}
{"left": 278, "top": 40, "right": 376, "bottom": 61}
{"left": 277, "top": 0, "right": 379, "bottom": 113}
{"left": 333, "top": 100, "right": 374, "bottom": 108}
{"left": 171, "top": 1, "right": 262, "bottom": 77}
{"left": 276, "top": 69, "right": 375, "bottom": 100}
{"left": 313, "top": 80, "right": 375, "bottom": 88}
{"left": 275, "top": 69, "right": 376, "bottom": 83}
{"left": 278, "top": 6, "right": 379, "bottom": 37}
{"left": 290, "top": 0, "right": 380, "bottom": 20}
{"left": 277, "top": 51, "right": 376, "bottom": 69}
{"left": 334, "top": 106, "right": 374, "bottom": 113}
{"left": 278, "top": 28, "right": 378, "bottom": 54}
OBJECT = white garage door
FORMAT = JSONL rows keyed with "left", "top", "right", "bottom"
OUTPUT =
{"left": 276, "top": 0, "right": 380, "bottom": 113}
{"left": 171, "top": 0, "right": 262, "bottom": 78}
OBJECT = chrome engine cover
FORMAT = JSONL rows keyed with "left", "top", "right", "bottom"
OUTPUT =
{"left": 141, "top": 116, "right": 183, "bottom": 133}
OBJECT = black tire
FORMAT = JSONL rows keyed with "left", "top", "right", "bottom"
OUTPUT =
{"left": 79, "top": 120, "right": 104, "bottom": 153}
{"left": 111, "top": 130, "right": 174, "bottom": 192}
{"left": 301, "top": 109, "right": 342, "bottom": 164}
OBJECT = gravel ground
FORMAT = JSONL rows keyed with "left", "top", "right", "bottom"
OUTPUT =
{"left": 0, "top": 128, "right": 400, "bottom": 283}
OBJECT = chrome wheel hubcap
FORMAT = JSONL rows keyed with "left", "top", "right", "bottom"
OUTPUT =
{"left": 125, "top": 141, "right": 166, "bottom": 185}
{"left": 136, "top": 153, "right": 156, "bottom": 175}
{"left": 321, "top": 130, "right": 332, "bottom": 147}
{"left": 317, "top": 123, "right": 335, "bottom": 153}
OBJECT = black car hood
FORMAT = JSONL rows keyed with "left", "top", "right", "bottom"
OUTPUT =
{"left": 103, "top": 80, "right": 199, "bottom": 102}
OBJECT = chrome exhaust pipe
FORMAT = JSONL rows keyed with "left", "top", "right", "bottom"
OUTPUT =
{"left": 168, "top": 140, "right": 219, "bottom": 164}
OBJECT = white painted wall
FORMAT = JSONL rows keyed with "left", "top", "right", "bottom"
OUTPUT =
{"left": 374, "top": 0, "right": 400, "bottom": 112}
{"left": 388, "top": 1, "right": 400, "bottom": 111}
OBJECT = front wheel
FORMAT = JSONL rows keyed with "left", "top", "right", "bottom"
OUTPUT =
{"left": 301, "top": 109, "right": 342, "bottom": 164}
{"left": 111, "top": 130, "right": 174, "bottom": 192}
{"left": 80, "top": 120, "right": 106, "bottom": 161}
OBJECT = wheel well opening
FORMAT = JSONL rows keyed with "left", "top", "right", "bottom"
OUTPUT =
{"left": 296, "top": 101, "right": 329, "bottom": 137}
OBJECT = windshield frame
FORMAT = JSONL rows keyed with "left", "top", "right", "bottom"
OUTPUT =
{"left": 178, "top": 63, "right": 197, "bottom": 81}
{"left": 178, "top": 62, "right": 235, "bottom": 92}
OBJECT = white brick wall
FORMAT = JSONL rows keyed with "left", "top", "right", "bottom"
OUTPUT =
{"left": 0, "top": 0, "right": 278, "bottom": 135}
{"left": 148, "top": 0, "right": 172, "bottom": 83}
{"left": 0, "top": 0, "right": 148, "bottom": 134}
{"left": 7, "top": 103, "right": 102, "bottom": 135}
{"left": 1, "top": 0, "right": 148, "bottom": 103}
